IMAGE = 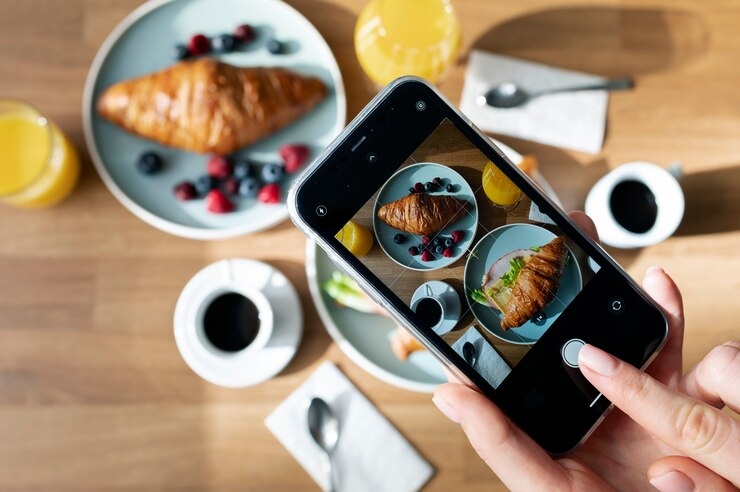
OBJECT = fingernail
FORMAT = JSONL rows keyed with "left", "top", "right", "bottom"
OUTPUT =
{"left": 432, "top": 394, "right": 462, "bottom": 424}
{"left": 578, "top": 345, "right": 619, "bottom": 376}
{"left": 649, "top": 470, "right": 695, "bottom": 492}
{"left": 646, "top": 265, "right": 665, "bottom": 276}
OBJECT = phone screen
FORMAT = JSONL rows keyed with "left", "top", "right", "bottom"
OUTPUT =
{"left": 333, "top": 117, "right": 602, "bottom": 390}
{"left": 292, "top": 79, "right": 667, "bottom": 453}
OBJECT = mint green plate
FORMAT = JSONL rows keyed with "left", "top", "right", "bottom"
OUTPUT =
{"left": 83, "top": 0, "right": 345, "bottom": 240}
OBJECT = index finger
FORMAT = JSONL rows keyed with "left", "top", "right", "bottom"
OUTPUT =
{"left": 578, "top": 344, "right": 740, "bottom": 485}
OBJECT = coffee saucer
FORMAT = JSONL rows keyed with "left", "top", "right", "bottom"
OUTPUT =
{"left": 174, "top": 258, "right": 303, "bottom": 388}
{"left": 409, "top": 280, "right": 461, "bottom": 336}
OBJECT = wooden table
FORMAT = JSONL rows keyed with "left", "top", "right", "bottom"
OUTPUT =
{"left": 1, "top": 0, "right": 738, "bottom": 490}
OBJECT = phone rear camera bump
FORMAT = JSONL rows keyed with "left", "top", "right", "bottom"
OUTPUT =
{"left": 415, "top": 100, "right": 427, "bottom": 111}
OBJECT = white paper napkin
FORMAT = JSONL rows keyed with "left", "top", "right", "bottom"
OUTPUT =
{"left": 451, "top": 327, "right": 511, "bottom": 389}
{"left": 461, "top": 51, "right": 609, "bottom": 154}
{"left": 265, "top": 362, "right": 434, "bottom": 492}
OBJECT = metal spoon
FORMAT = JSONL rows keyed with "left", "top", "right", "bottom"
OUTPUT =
{"left": 463, "top": 341, "right": 477, "bottom": 367}
{"left": 476, "top": 77, "right": 634, "bottom": 108}
{"left": 307, "top": 397, "right": 339, "bottom": 492}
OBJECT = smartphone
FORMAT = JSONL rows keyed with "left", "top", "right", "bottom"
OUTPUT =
{"left": 288, "top": 77, "right": 668, "bottom": 454}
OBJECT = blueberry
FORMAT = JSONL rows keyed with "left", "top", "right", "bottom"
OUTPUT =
{"left": 432, "top": 237, "right": 441, "bottom": 247}
{"left": 435, "top": 245, "right": 444, "bottom": 254}
{"left": 408, "top": 186, "right": 416, "bottom": 194}
{"left": 445, "top": 183, "right": 454, "bottom": 192}
{"left": 444, "top": 237, "right": 454, "bottom": 248}
{"left": 137, "top": 151, "right": 163, "bottom": 174}
{"left": 266, "top": 38, "right": 283, "bottom": 54}
{"left": 432, "top": 177, "right": 442, "bottom": 186}
{"left": 424, "top": 181, "right": 434, "bottom": 192}
{"left": 233, "top": 159, "right": 254, "bottom": 179}
{"left": 261, "top": 162, "right": 284, "bottom": 183}
{"left": 238, "top": 177, "right": 260, "bottom": 198}
{"left": 393, "top": 233, "right": 406, "bottom": 244}
{"left": 172, "top": 44, "right": 190, "bottom": 60}
{"left": 408, "top": 246, "right": 419, "bottom": 256}
{"left": 211, "top": 34, "right": 237, "bottom": 53}
{"left": 195, "top": 175, "right": 219, "bottom": 196}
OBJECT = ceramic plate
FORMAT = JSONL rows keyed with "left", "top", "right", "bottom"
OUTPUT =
{"left": 373, "top": 163, "right": 478, "bottom": 271}
{"left": 464, "top": 224, "right": 583, "bottom": 345}
{"left": 82, "top": 0, "right": 345, "bottom": 240}
{"left": 305, "top": 241, "right": 446, "bottom": 393}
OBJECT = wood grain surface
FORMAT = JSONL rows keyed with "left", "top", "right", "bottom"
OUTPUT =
{"left": 0, "top": 0, "right": 738, "bottom": 490}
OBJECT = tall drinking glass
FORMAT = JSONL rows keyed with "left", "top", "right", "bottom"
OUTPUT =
{"left": 355, "top": 0, "right": 461, "bottom": 87}
{"left": 0, "top": 99, "right": 80, "bottom": 208}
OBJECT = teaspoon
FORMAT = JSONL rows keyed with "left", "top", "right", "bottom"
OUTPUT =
{"left": 463, "top": 341, "right": 477, "bottom": 367}
{"left": 307, "top": 397, "right": 340, "bottom": 492}
{"left": 477, "top": 77, "right": 635, "bottom": 108}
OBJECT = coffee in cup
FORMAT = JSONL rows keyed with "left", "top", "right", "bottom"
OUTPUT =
{"left": 202, "top": 292, "right": 262, "bottom": 352}
{"left": 585, "top": 161, "right": 684, "bottom": 248}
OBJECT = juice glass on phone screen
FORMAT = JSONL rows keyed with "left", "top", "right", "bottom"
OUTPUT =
{"left": 0, "top": 99, "right": 80, "bottom": 208}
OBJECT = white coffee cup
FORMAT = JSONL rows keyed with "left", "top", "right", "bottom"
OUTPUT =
{"left": 410, "top": 280, "right": 461, "bottom": 336}
{"left": 585, "top": 161, "right": 684, "bottom": 248}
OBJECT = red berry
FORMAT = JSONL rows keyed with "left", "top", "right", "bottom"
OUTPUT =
{"left": 234, "top": 24, "right": 255, "bottom": 42}
{"left": 421, "top": 250, "right": 434, "bottom": 262}
{"left": 205, "top": 189, "right": 234, "bottom": 213}
{"left": 188, "top": 34, "right": 211, "bottom": 55}
{"left": 413, "top": 182, "right": 424, "bottom": 193}
{"left": 279, "top": 144, "right": 310, "bottom": 173}
{"left": 257, "top": 183, "right": 280, "bottom": 204}
{"left": 174, "top": 181, "right": 197, "bottom": 201}
{"left": 451, "top": 230, "right": 464, "bottom": 244}
{"left": 421, "top": 235, "right": 432, "bottom": 245}
{"left": 222, "top": 177, "right": 239, "bottom": 195}
{"left": 442, "top": 247, "right": 453, "bottom": 258}
{"left": 408, "top": 246, "right": 419, "bottom": 256}
{"left": 207, "top": 155, "right": 232, "bottom": 178}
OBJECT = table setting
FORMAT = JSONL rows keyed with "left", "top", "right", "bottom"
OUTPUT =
{"left": 1, "top": 0, "right": 739, "bottom": 490}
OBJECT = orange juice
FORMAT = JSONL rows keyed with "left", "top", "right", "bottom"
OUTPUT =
{"left": 0, "top": 100, "right": 80, "bottom": 208}
{"left": 482, "top": 160, "right": 524, "bottom": 208}
{"left": 355, "top": 0, "right": 461, "bottom": 87}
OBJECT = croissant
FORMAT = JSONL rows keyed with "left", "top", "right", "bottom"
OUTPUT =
{"left": 390, "top": 327, "right": 426, "bottom": 360}
{"left": 377, "top": 193, "right": 470, "bottom": 236}
{"left": 96, "top": 58, "right": 327, "bottom": 155}
{"left": 501, "top": 236, "right": 567, "bottom": 330}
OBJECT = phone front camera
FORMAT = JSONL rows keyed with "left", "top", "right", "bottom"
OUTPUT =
{"left": 415, "top": 100, "right": 427, "bottom": 111}
{"left": 366, "top": 152, "right": 378, "bottom": 164}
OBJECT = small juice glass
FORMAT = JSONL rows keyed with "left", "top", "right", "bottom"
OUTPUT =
{"left": 482, "top": 160, "right": 524, "bottom": 210}
{"left": 354, "top": 0, "right": 461, "bottom": 87}
{"left": 0, "top": 99, "right": 80, "bottom": 208}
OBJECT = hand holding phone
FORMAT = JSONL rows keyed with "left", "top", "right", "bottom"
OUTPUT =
{"left": 288, "top": 77, "right": 668, "bottom": 454}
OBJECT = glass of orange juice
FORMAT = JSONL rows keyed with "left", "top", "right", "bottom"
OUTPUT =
{"left": 0, "top": 99, "right": 80, "bottom": 209}
{"left": 354, "top": 0, "right": 461, "bottom": 88}
{"left": 482, "top": 160, "right": 524, "bottom": 210}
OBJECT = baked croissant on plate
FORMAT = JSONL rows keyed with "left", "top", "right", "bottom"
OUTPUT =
{"left": 96, "top": 58, "right": 327, "bottom": 155}
{"left": 377, "top": 193, "right": 470, "bottom": 236}
{"left": 501, "top": 236, "right": 567, "bottom": 330}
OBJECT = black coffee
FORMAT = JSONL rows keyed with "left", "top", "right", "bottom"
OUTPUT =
{"left": 203, "top": 292, "right": 261, "bottom": 352}
{"left": 609, "top": 179, "right": 658, "bottom": 234}
{"left": 415, "top": 297, "right": 443, "bottom": 329}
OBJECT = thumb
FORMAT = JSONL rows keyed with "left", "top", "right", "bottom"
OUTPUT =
{"left": 649, "top": 456, "right": 738, "bottom": 492}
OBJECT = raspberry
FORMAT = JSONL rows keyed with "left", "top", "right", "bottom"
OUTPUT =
{"left": 234, "top": 24, "right": 255, "bottom": 42}
{"left": 421, "top": 235, "right": 432, "bottom": 245}
{"left": 451, "top": 230, "right": 464, "bottom": 244}
{"left": 173, "top": 181, "right": 197, "bottom": 201}
{"left": 188, "top": 34, "right": 211, "bottom": 55}
{"left": 207, "top": 155, "right": 233, "bottom": 179}
{"left": 413, "top": 182, "right": 424, "bottom": 193}
{"left": 205, "top": 190, "right": 234, "bottom": 213}
{"left": 257, "top": 183, "right": 280, "bottom": 204}
{"left": 421, "top": 250, "right": 434, "bottom": 262}
{"left": 442, "top": 247, "right": 453, "bottom": 258}
{"left": 279, "top": 144, "right": 310, "bottom": 173}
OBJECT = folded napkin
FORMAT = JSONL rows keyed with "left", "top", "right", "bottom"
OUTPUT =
{"left": 265, "top": 362, "right": 434, "bottom": 492}
{"left": 461, "top": 51, "right": 609, "bottom": 154}
{"left": 451, "top": 327, "right": 512, "bottom": 389}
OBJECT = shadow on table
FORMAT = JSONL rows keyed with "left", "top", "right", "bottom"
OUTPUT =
{"left": 467, "top": 5, "right": 709, "bottom": 77}
{"left": 675, "top": 164, "right": 740, "bottom": 237}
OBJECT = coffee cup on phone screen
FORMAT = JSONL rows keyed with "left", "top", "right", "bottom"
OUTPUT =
{"left": 585, "top": 161, "right": 684, "bottom": 249}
